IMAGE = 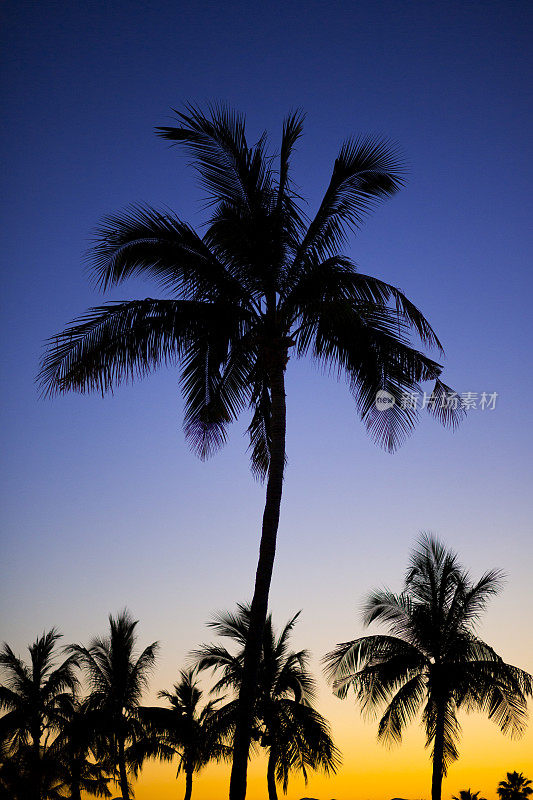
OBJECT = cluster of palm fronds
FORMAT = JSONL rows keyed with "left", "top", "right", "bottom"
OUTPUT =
{"left": 453, "top": 773, "right": 532, "bottom": 800}
{"left": 0, "top": 606, "right": 338, "bottom": 800}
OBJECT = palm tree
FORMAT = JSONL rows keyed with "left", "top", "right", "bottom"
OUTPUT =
{"left": 324, "top": 534, "right": 532, "bottom": 800}
{"left": 497, "top": 772, "right": 533, "bottom": 800}
{"left": 452, "top": 790, "right": 487, "bottom": 800}
{"left": 51, "top": 696, "right": 111, "bottom": 800}
{"left": 139, "top": 668, "right": 231, "bottom": 800}
{"left": 39, "top": 105, "right": 462, "bottom": 800}
{"left": 0, "top": 629, "right": 78, "bottom": 800}
{"left": 67, "top": 610, "right": 158, "bottom": 800}
{"left": 195, "top": 603, "right": 340, "bottom": 800}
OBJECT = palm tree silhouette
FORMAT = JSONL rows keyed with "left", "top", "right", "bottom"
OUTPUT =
{"left": 497, "top": 772, "right": 533, "bottom": 800}
{"left": 452, "top": 790, "right": 487, "bottom": 800}
{"left": 51, "top": 695, "right": 111, "bottom": 799}
{"left": 67, "top": 610, "right": 158, "bottom": 800}
{"left": 195, "top": 603, "right": 340, "bottom": 800}
{"left": 324, "top": 534, "right": 532, "bottom": 800}
{"left": 39, "top": 105, "right": 461, "bottom": 799}
{"left": 0, "top": 629, "right": 78, "bottom": 800}
{"left": 139, "top": 668, "right": 231, "bottom": 800}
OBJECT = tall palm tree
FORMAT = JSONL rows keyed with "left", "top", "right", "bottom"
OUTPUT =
{"left": 67, "top": 610, "right": 158, "bottom": 800}
{"left": 324, "top": 534, "right": 532, "bottom": 800}
{"left": 39, "top": 105, "right": 461, "bottom": 799}
{"left": 497, "top": 772, "right": 533, "bottom": 800}
{"left": 0, "top": 629, "right": 78, "bottom": 800}
{"left": 195, "top": 603, "right": 340, "bottom": 800}
{"left": 139, "top": 668, "right": 231, "bottom": 800}
{"left": 51, "top": 696, "right": 111, "bottom": 800}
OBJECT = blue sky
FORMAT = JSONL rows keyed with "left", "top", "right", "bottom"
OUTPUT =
{"left": 1, "top": 1, "right": 532, "bottom": 794}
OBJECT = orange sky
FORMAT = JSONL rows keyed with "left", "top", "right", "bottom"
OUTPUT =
{"left": 124, "top": 697, "right": 533, "bottom": 800}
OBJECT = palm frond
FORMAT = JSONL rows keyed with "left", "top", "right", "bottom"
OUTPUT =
{"left": 362, "top": 590, "right": 413, "bottom": 635}
{"left": 246, "top": 387, "right": 272, "bottom": 481}
{"left": 323, "top": 634, "right": 426, "bottom": 700}
{"left": 180, "top": 329, "right": 256, "bottom": 460}
{"left": 458, "top": 569, "right": 505, "bottom": 627}
{"left": 294, "top": 296, "right": 443, "bottom": 451}
{"left": 284, "top": 258, "right": 443, "bottom": 354}
{"left": 157, "top": 103, "right": 273, "bottom": 213}
{"left": 377, "top": 673, "right": 426, "bottom": 745}
{"left": 460, "top": 658, "right": 532, "bottom": 737}
{"left": 87, "top": 203, "right": 250, "bottom": 303}
{"left": 277, "top": 110, "right": 305, "bottom": 203}
{"left": 295, "top": 135, "right": 404, "bottom": 262}
{"left": 423, "top": 698, "right": 461, "bottom": 774}
{"left": 270, "top": 699, "right": 340, "bottom": 792}
{"left": 39, "top": 297, "right": 248, "bottom": 402}
{"left": 0, "top": 645, "right": 31, "bottom": 692}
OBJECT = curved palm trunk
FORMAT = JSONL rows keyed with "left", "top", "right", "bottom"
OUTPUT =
{"left": 229, "top": 355, "right": 287, "bottom": 800}
{"left": 431, "top": 700, "right": 446, "bottom": 800}
{"left": 267, "top": 750, "right": 278, "bottom": 800}
{"left": 183, "top": 769, "right": 193, "bottom": 800}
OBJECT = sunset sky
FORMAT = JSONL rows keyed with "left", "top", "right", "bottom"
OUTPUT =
{"left": 1, "top": 1, "right": 532, "bottom": 798}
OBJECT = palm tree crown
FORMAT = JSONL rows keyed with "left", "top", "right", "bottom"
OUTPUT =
{"left": 497, "top": 772, "right": 533, "bottom": 800}
{"left": 324, "top": 534, "right": 532, "bottom": 800}
{"left": 40, "top": 104, "right": 459, "bottom": 465}
{"left": 195, "top": 603, "right": 340, "bottom": 800}
{"left": 67, "top": 610, "right": 158, "bottom": 800}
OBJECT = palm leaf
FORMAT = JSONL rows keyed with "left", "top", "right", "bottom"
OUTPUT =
{"left": 295, "top": 135, "right": 404, "bottom": 262}
{"left": 88, "top": 203, "right": 251, "bottom": 303}
{"left": 156, "top": 103, "right": 272, "bottom": 212}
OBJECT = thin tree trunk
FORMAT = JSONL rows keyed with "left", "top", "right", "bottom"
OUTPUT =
{"left": 31, "top": 721, "right": 41, "bottom": 800}
{"left": 70, "top": 763, "right": 82, "bottom": 800}
{"left": 118, "top": 737, "right": 130, "bottom": 800}
{"left": 431, "top": 700, "right": 446, "bottom": 800}
{"left": 229, "top": 354, "right": 287, "bottom": 800}
{"left": 183, "top": 769, "right": 193, "bottom": 800}
{"left": 267, "top": 750, "right": 278, "bottom": 800}
{"left": 71, "top": 780, "right": 82, "bottom": 800}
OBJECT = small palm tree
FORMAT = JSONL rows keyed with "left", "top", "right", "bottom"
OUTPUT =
{"left": 67, "top": 610, "right": 158, "bottom": 800}
{"left": 324, "top": 535, "right": 532, "bottom": 800}
{"left": 139, "top": 668, "right": 230, "bottom": 800}
{"left": 0, "top": 629, "right": 78, "bottom": 800}
{"left": 40, "top": 105, "right": 461, "bottom": 800}
{"left": 453, "top": 790, "right": 487, "bottom": 800}
{"left": 497, "top": 772, "right": 533, "bottom": 800}
{"left": 195, "top": 603, "right": 340, "bottom": 800}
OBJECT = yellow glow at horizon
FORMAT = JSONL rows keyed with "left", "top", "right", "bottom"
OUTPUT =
{"left": 111, "top": 706, "right": 533, "bottom": 800}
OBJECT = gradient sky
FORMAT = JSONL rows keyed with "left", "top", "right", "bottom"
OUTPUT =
{"left": 1, "top": 1, "right": 532, "bottom": 798}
